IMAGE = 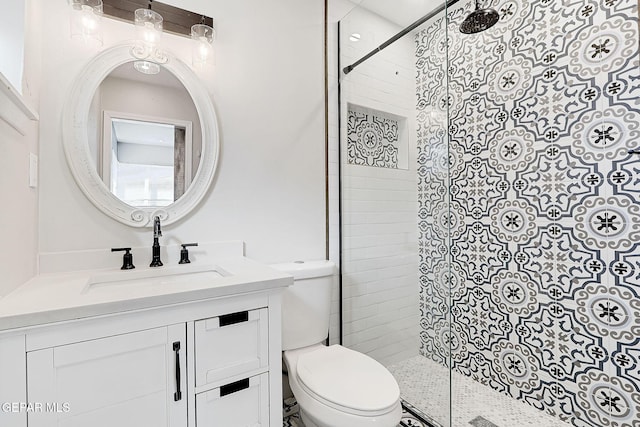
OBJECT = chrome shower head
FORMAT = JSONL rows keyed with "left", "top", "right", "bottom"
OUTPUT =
{"left": 460, "top": 0, "right": 500, "bottom": 34}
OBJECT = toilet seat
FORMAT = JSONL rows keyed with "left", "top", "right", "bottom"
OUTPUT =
{"left": 295, "top": 345, "right": 400, "bottom": 417}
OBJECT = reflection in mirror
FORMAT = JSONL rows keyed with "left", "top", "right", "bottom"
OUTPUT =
{"left": 88, "top": 61, "right": 202, "bottom": 207}
{"left": 103, "top": 114, "right": 192, "bottom": 207}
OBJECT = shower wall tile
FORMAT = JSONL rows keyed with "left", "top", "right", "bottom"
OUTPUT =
{"left": 416, "top": 0, "right": 640, "bottom": 426}
{"left": 340, "top": 6, "right": 419, "bottom": 367}
{"left": 346, "top": 108, "right": 400, "bottom": 169}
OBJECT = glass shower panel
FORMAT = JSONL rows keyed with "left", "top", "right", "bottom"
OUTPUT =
{"left": 441, "top": 1, "right": 640, "bottom": 426}
{"left": 337, "top": 2, "right": 451, "bottom": 426}
{"left": 412, "top": 11, "right": 454, "bottom": 427}
{"left": 339, "top": 5, "right": 421, "bottom": 366}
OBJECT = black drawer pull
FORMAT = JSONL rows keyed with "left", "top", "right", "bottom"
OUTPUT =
{"left": 173, "top": 341, "right": 182, "bottom": 401}
{"left": 220, "top": 378, "right": 250, "bottom": 397}
{"left": 219, "top": 311, "right": 249, "bottom": 327}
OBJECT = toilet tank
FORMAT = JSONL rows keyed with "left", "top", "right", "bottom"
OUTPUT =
{"left": 271, "top": 260, "right": 336, "bottom": 351}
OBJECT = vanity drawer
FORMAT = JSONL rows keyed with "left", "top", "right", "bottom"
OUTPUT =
{"left": 194, "top": 308, "right": 268, "bottom": 386}
{"left": 196, "top": 373, "right": 269, "bottom": 427}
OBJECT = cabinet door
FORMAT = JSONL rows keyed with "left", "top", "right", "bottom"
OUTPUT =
{"left": 27, "top": 325, "right": 187, "bottom": 427}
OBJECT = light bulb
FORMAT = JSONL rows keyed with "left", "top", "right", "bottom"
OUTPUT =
{"left": 191, "top": 24, "right": 215, "bottom": 69}
{"left": 135, "top": 8, "right": 163, "bottom": 48}
{"left": 80, "top": 5, "right": 98, "bottom": 31}
{"left": 134, "top": 60, "right": 160, "bottom": 75}
{"left": 69, "top": 0, "right": 103, "bottom": 46}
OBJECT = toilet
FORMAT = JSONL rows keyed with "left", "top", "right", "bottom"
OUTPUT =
{"left": 272, "top": 260, "right": 402, "bottom": 427}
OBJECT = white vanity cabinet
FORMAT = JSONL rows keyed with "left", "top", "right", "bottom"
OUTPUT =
{"left": 193, "top": 308, "right": 270, "bottom": 426}
{"left": 27, "top": 325, "right": 188, "bottom": 427}
{"left": 0, "top": 289, "right": 284, "bottom": 427}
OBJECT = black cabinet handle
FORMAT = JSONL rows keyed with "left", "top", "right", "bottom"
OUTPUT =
{"left": 219, "top": 311, "right": 249, "bottom": 327}
{"left": 173, "top": 341, "right": 182, "bottom": 401}
{"left": 220, "top": 378, "right": 250, "bottom": 397}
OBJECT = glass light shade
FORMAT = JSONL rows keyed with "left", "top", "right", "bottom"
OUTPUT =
{"left": 131, "top": 9, "right": 167, "bottom": 74}
{"left": 69, "top": 0, "right": 103, "bottom": 46}
{"left": 135, "top": 8, "right": 163, "bottom": 50}
{"left": 133, "top": 60, "right": 160, "bottom": 75}
{"left": 191, "top": 24, "right": 215, "bottom": 69}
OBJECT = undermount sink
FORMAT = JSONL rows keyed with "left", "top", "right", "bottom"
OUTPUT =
{"left": 84, "top": 264, "right": 229, "bottom": 292}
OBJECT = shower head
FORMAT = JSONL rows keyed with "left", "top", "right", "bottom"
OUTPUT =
{"left": 459, "top": 0, "right": 500, "bottom": 34}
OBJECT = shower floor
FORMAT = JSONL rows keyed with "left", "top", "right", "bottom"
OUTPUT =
{"left": 388, "top": 356, "right": 568, "bottom": 427}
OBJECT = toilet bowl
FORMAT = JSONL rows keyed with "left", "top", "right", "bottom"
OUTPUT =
{"left": 272, "top": 261, "right": 402, "bottom": 427}
{"left": 284, "top": 344, "right": 401, "bottom": 427}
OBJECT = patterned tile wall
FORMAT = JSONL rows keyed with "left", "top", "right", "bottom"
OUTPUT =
{"left": 416, "top": 1, "right": 640, "bottom": 426}
{"left": 347, "top": 107, "right": 400, "bottom": 169}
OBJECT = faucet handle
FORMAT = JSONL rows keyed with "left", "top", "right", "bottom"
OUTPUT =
{"left": 111, "top": 247, "right": 135, "bottom": 270}
{"left": 179, "top": 243, "right": 198, "bottom": 264}
{"left": 153, "top": 216, "right": 162, "bottom": 237}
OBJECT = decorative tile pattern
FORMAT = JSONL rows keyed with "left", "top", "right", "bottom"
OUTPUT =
{"left": 281, "top": 398, "right": 428, "bottom": 427}
{"left": 283, "top": 413, "right": 303, "bottom": 427}
{"left": 347, "top": 108, "right": 399, "bottom": 168}
{"left": 416, "top": 0, "right": 640, "bottom": 426}
{"left": 401, "top": 400, "right": 440, "bottom": 427}
{"left": 283, "top": 397, "right": 299, "bottom": 418}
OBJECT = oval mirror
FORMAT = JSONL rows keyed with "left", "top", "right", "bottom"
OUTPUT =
{"left": 63, "top": 44, "right": 219, "bottom": 227}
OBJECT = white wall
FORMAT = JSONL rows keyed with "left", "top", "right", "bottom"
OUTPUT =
{"left": 0, "top": 118, "right": 39, "bottom": 297}
{"left": 339, "top": 7, "right": 419, "bottom": 366}
{"left": 0, "top": 0, "right": 41, "bottom": 297}
{"left": 37, "top": 0, "right": 326, "bottom": 265}
{"left": 0, "top": 0, "right": 25, "bottom": 92}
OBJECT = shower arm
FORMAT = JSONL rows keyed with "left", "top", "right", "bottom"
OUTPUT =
{"left": 342, "top": 0, "right": 463, "bottom": 75}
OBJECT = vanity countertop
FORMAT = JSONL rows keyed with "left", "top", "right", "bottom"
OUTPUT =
{"left": 0, "top": 257, "right": 293, "bottom": 332}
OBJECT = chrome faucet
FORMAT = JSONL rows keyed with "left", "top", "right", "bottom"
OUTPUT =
{"left": 150, "top": 216, "right": 163, "bottom": 267}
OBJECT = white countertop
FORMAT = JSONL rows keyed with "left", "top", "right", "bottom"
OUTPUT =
{"left": 0, "top": 256, "right": 293, "bottom": 332}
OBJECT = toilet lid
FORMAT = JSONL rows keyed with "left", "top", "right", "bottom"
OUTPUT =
{"left": 296, "top": 345, "right": 400, "bottom": 415}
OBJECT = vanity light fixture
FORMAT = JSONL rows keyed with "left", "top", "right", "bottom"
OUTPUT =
{"left": 68, "top": 0, "right": 103, "bottom": 46}
{"left": 191, "top": 22, "right": 215, "bottom": 70}
{"left": 94, "top": 1, "right": 215, "bottom": 73}
{"left": 131, "top": 4, "right": 168, "bottom": 75}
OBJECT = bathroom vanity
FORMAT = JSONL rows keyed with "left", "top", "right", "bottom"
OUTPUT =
{"left": 0, "top": 21, "right": 294, "bottom": 427}
{"left": 0, "top": 246, "right": 292, "bottom": 427}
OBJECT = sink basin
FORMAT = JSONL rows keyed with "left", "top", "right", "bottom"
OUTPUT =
{"left": 84, "top": 264, "right": 229, "bottom": 292}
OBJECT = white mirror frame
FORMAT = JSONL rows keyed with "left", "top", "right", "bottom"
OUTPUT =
{"left": 62, "top": 44, "right": 219, "bottom": 227}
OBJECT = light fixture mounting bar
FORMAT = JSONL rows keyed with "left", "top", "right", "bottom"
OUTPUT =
{"left": 101, "top": 0, "right": 213, "bottom": 37}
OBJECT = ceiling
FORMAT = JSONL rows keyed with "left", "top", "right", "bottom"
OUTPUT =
{"left": 113, "top": 119, "right": 175, "bottom": 148}
{"left": 328, "top": 0, "right": 446, "bottom": 27}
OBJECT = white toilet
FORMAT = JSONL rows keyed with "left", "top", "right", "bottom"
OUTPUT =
{"left": 272, "top": 260, "right": 402, "bottom": 427}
